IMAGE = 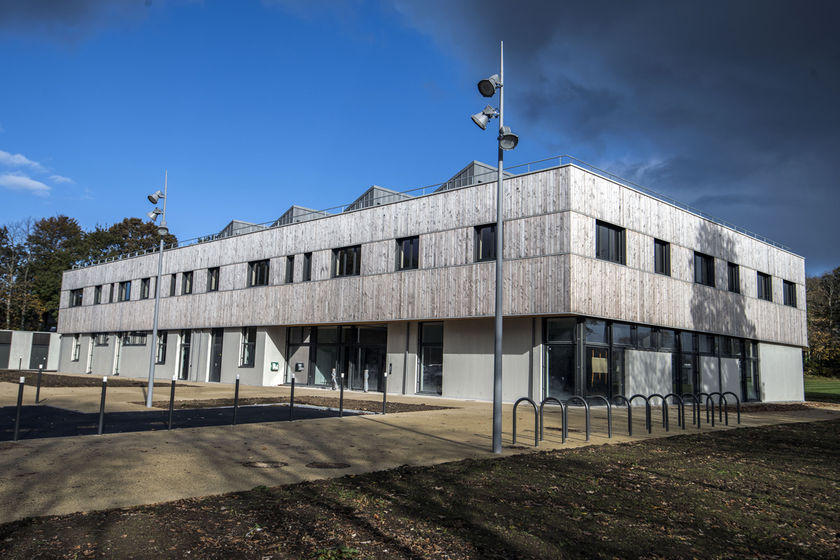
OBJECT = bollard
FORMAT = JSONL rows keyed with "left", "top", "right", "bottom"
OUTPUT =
{"left": 167, "top": 375, "right": 176, "bottom": 430}
{"left": 289, "top": 373, "right": 295, "bottom": 421}
{"left": 13, "top": 377, "right": 24, "bottom": 441}
{"left": 35, "top": 364, "right": 43, "bottom": 404}
{"left": 339, "top": 372, "right": 345, "bottom": 417}
{"left": 233, "top": 374, "right": 240, "bottom": 425}
{"left": 363, "top": 369, "right": 369, "bottom": 393}
{"left": 97, "top": 377, "right": 107, "bottom": 435}
{"left": 382, "top": 364, "right": 391, "bottom": 415}
{"left": 18, "top": 356, "right": 23, "bottom": 371}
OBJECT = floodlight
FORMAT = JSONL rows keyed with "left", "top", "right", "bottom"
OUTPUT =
{"left": 471, "top": 105, "right": 498, "bottom": 130}
{"left": 148, "top": 190, "right": 165, "bottom": 204}
{"left": 478, "top": 74, "right": 501, "bottom": 97}
{"left": 147, "top": 208, "right": 162, "bottom": 221}
{"left": 498, "top": 126, "right": 519, "bottom": 150}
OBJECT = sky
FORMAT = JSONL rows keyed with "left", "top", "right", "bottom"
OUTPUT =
{"left": 0, "top": 0, "right": 837, "bottom": 275}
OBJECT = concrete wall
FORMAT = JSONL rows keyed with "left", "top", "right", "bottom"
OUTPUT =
{"left": 720, "top": 358, "right": 741, "bottom": 398}
{"left": 7, "top": 331, "right": 32, "bottom": 370}
{"left": 699, "top": 356, "right": 720, "bottom": 394}
{"left": 624, "top": 349, "right": 672, "bottom": 398}
{"left": 758, "top": 343, "right": 804, "bottom": 402}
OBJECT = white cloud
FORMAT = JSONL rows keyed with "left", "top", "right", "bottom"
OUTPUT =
{"left": 49, "top": 174, "right": 74, "bottom": 184}
{"left": 0, "top": 149, "right": 46, "bottom": 172}
{"left": 0, "top": 173, "right": 50, "bottom": 196}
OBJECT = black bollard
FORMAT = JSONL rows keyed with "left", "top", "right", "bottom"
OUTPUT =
{"left": 167, "top": 375, "right": 176, "bottom": 430}
{"left": 382, "top": 363, "right": 391, "bottom": 415}
{"left": 289, "top": 374, "right": 295, "bottom": 421}
{"left": 339, "top": 372, "right": 344, "bottom": 417}
{"left": 233, "top": 375, "right": 240, "bottom": 425}
{"left": 13, "top": 377, "right": 24, "bottom": 441}
{"left": 35, "top": 365, "right": 43, "bottom": 404}
{"left": 97, "top": 377, "right": 107, "bottom": 436}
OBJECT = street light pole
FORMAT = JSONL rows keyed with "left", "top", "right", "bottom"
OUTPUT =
{"left": 492, "top": 41, "right": 505, "bottom": 455}
{"left": 146, "top": 171, "right": 168, "bottom": 408}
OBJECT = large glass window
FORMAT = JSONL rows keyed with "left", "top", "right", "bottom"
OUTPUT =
{"left": 474, "top": 224, "right": 496, "bottom": 262}
{"left": 544, "top": 318, "right": 577, "bottom": 400}
{"left": 757, "top": 272, "right": 772, "bottom": 301}
{"left": 694, "top": 252, "right": 715, "bottom": 287}
{"left": 418, "top": 322, "right": 443, "bottom": 395}
{"left": 333, "top": 246, "right": 361, "bottom": 277}
{"left": 596, "top": 221, "right": 625, "bottom": 264}
{"left": 727, "top": 262, "right": 740, "bottom": 293}
{"left": 654, "top": 239, "right": 670, "bottom": 275}
{"left": 396, "top": 236, "right": 420, "bottom": 270}
{"left": 248, "top": 259, "right": 270, "bottom": 287}
{"left": 207, "top": 267, "right": 219, "bottom": 292}
{"left": 140, "top": 277, "right": 150, "bottom": 300}
{"left": 70, "top": 289, "right": 83, "bottom": 307}
{"left": 118, "top": 281, "right": 131, "bottom": 302}
{"left": 743, "top": 341, "right": 759, "bottom": 401}
{"left": 155, "top": 332, "right": 167, "bottom": 364}
{"left": 182, "top": 271, "right": 193, "bottom": 295}
{"left": 240, "top": 327, "right": 256, "bottom": 367}
{"left": 783, "top": 280, "right": 796, "bottom": 307}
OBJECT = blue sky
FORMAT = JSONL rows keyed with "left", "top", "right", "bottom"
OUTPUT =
{"left": 1, "top": 1, "right": 837, "bottom": 275}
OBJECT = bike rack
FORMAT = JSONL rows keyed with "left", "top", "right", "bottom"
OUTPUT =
{"left": 584, "top": 395, "right": 612, "bottom": 438}
{"left": 629, "top": 394, "right": 652, "bottom": 433}
{"left": 697, "top": 392, "right": 713, "bottom": 426}
{"left": 681, "top": 393, "right": 701, "bottom": 430}
{"left": 612, "top": 395, "right": 633, "bottom": 436}
{"left": 513, "top": 397, "right": 539, "bottom": 447}
{"left": 562, "top": 396, "right": 591, "bottom": 442}
{"left": 648, "top": 393, "right": 669, "bottom": 431}
{"left": 707, "top": 392, "right": 729, "bottom": 425}
{"left": 722, "top": 391, "right": 741, "bottom": 424}
{"left": 662, "top": 393, "right": 685, "bottom": 430}
{"left": 539, "top": 397, "right": 565, "bottom": 443}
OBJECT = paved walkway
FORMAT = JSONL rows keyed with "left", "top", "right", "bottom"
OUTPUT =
{"left": 1, "top": 373, "right": 838, "bottom": 524}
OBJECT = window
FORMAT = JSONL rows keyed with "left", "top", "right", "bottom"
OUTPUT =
{"left": 698, "top": 334, "right": 717, "bottom": 355}
{"left": 302, "top": 252, "right": 312, "bottom": 282}
{"left": 71, "top": 334, "right": 81, "bottom": 361}
{"left": 240, "top": 327, "right": 256, "bottom": 367}
{"left": 694, "top": 252, "right": 715, "bottom": 287}
{"left": 94, "top": 285, "right": 102, "bottom": 305}
{"left": 285, "top": 255, "right": 295, "bottom": 284}
{"left": 94, "top": 334, "right": 109, "bottom": 346}
{"left": 170, "top": 274, "right": 177, "bottom": 297}
{"left": 654, "top": 239, "right": 670, "bottom": 275}
{"left": 207, "top": 267, "right": 220, "bottom": 292}
{"left": 182, "top": 271, "right": 193, "bottom": 295}
{"left": 332, "top": 246, "right": 361, "bottom": 277}
{"left": 118, "top": 281, "right": 131, "bottom": 302}
{"left": 70, "top": 289, "right": 83, "bottom": 307}
{"left": 783, "top": 280, "right": 797, "bottom": 307}
{"left": 140, "top": 277, "right": 151, "bottom": 300}
{"left": 418, "top": 322, "right": 443, "bottom": 394}
{"left": 109, "top": 283, "right": 114, "bottom": 303}
{"left": 727, "top": 262, "right": 740, "bottom": 294}
{"left": 757, "top": 272, "right": 772, "bottom": 301}
{"left": 155, "top": 332, "right": 167, "bottom": 364}
{"left": 123, "top": 332, "right": 147, "bottom": 346}
{"left": 396, "top": 236, "right": 420, "bottom": 270}
{"left": 474, "top": 224, "right": 497, "bottom": 262}
{"left": 596, "top": 221, "right": 626, "bottom": 264}
{"left": 248, "top": 259, "right": 270, "bottom": 286}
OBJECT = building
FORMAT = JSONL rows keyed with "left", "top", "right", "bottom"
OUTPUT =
{"left": 56, "top": 158, "right": 807, "bottom": 403}
{"left": 0, "top": 330, "right": 60, "bottom": 370}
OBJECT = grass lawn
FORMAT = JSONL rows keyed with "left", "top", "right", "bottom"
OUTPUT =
{"left": 1, "top": 419, "right": 838, "bottom": 559}
{"left": 804, "top": 375, "right": 840, "bottom": 402}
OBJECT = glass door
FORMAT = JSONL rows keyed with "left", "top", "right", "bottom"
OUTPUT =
{"left": 179, "top": 330, "right": 191, "bottom": 380}
{"left": 209, "top": 329, "right": 223, "bottom": 382}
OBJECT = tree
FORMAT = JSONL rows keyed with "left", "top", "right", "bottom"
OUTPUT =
{"left": 0, "top": 219, "right": 41, "bottom": 330}
{"left": 805, "top": 266, "right": 840, "bottom": 377}
{"left": 81, "top": 217, "right": 177, "bottom": 265}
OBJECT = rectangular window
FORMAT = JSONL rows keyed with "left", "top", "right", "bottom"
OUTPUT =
{"left": 94, "top": 285, "right": 102, "bottom": 305}
{"left": 654, "top": 239, "right": 670, "bottom": 275}
{"left": 285, "top": 255, "right": 295, "bottom": 284}
{"left": 155, "top": 332, "right": 167, "bottom": 364}
{"left": 727, "top": 262, "right": 740, "bottom": 293}
{"left": 170, "top": 274, "right": 177, "bottom": 297}
{"left": 694, "top": 252, "right": 715, "bottom": 287}
{"left": 757, "top": 272, "right": 772, "bottom": 301}
{"left": 396, "top": 236, "right": 420, "bottom": 270}
{"left": 783, "top": 280, "right": 797, "bottom": 307}
{"left": 248, "top": 260, "right": 270, "bottom": 286}
{"left": 118, "top": 281, "right": 131, "bottom": 302}
{"left": 140, "top": 277, "right": 151, "bottom": 300}
{"left": 698, "top": 334, "right": 717, "bottom": 355}
{"left": 332, "top": 246, "right": 361, "bottom": 277}
{"left": 71, "top": 334, "right": 81, "bottom": 361}
{"left": 595, "top": 221, "right": 626, "bottom": 264}
{"left": 418, "top": 322, "right": 443, "bottom": 395}
{"left": 207, "top": 267, "right": 220, "bottom": 292}
{"left": 182, "top": 271, "right": 193, "bottom": 295}
{"left": 70, "top": 288, "right": 83, "bottom": 307}
{"left": 474, "top": 224, "right": 496, "bottom": 262}
{"left": 109, "top": 283, "right": 114, "bottom": 303}
{"left": 302, "top": 252, "right": 312, "bottom": 282}
{"left": 123, "top": 332, "right": 147, "bottom": 346}
{"left": 240, "top": 327, "right": 256, "bottom": 367}
{"left": 94, "top": 334, "right": 109, "bottom": 346}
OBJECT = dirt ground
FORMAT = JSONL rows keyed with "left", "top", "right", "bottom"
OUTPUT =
{"left": 141, "top": 396, "right": 451, "bottom": 414}
{"left": 0, "top": 370, "right": 175, "bottom": 389}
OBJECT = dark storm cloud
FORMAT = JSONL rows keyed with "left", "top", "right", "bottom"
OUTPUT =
{"left": 392, "top": 0, "right": 840, "bottom": 273}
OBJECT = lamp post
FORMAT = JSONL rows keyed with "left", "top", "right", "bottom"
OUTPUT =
{"left": 471, "top": 41, "right": 518, "bottom": 454}
{"left": 145, "top": 171, "right": 168, "bottom": 408}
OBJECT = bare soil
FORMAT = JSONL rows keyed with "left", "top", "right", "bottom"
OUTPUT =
{"left": 140, "top": 396, "right": 452, "bottom": 415}
{"left": 0, "top": 371, "right": 177, "bottom": 389}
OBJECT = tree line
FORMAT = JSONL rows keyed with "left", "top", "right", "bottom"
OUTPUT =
{"left": 806, "top": 266, "right": 840, "bottom": 377}
{"left": 0, "top": 216, "right": 176, "bottom": 331}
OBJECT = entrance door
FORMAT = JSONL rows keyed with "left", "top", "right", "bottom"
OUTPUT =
{"left": 113, "top": 334, "right": 122, "bottom": 375}
{"left": 179, "top": 330, "right": 191, "bottom": 380}
{"left": 209, "top": 329, "right": 223, "bottom": 382}
{"left": 360, "top": 346, "right": 386, "bottom": 392}
{"left": 0, "top": 331, "right": 12, "bottom": 368}
{"left": 29, "top": 333, "right": 51, "bottom": 369}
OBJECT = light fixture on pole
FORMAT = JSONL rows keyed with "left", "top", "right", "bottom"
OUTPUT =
{"left": 471, "top": 41, "right": 518, "bottom": 455}
{"left": 145, "top": 171, "right": 168, "bottom": 408}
